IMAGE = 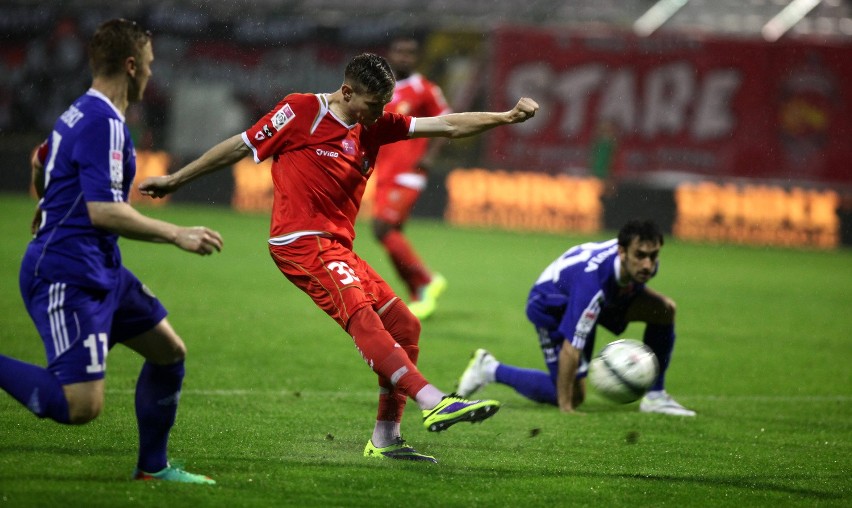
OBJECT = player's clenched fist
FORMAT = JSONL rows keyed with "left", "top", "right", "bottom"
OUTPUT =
{"left": 507, "top": 97, "right": 539, "bottom": 123}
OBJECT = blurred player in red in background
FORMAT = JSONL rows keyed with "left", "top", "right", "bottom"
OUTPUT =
{"left": 140, "top": 53, "right": 538, "bottom": 463}
{"left": 373, "top": 34, "right": 451, "bottom": 320}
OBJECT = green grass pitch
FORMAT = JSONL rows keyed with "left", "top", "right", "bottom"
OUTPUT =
{"left": 0, "top": 193, "right": 849, "bottom": 506}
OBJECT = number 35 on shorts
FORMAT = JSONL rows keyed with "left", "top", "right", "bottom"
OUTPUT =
{"left": 327, "top": 261, "right": 361, "bottom": 286}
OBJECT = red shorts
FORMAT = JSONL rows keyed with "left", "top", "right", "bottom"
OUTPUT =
{"left": 372, "top": 181, "right": 423, "bottom": 226}
{"left": 269, "top": 236, "right": 397, "bottom": 329}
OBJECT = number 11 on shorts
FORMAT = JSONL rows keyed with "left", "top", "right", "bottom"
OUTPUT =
{"left": 84, "top": 332, "right": 108, "bottom": 374}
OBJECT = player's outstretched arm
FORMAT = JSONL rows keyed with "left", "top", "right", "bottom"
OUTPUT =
{"left": 88, "top": 201, "right": 223, "bottom": 255}
{"left": 139, "top": 134, "right": 250, "bottom": 198}
{"left": 411, "top": 97, "right": 539, "bottom": 139}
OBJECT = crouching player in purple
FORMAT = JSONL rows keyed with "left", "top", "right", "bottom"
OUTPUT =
{"left": 457, "top": 220, "right": 695, "bottom": 416}
{"left": 0, "top": 19, "right": 222, "bottom": 483}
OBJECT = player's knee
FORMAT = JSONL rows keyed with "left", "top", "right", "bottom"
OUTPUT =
{"left": 647, "top": 295, "right": 676, "bottom": 324}
{"left": 667, "top": 298, "right": 677, "bottom": 317}
{"left": 372, "top": 219, "right": 393, "bottom": 241}
{"left": 395, "top": 305, "right": 421, "bottom": 346}
{"left": 168, "top": 338, "right": 188, "bottom": 363}
{"left": 660, "top": 297, "right": 676, "bottom": 323}
{"left": 66, "top": 395, "right": 104, "bottom": 424}
{"left": 152, "top": 336, "right": 187, "bottom": 365}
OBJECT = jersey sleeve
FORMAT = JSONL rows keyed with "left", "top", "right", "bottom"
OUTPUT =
{"left": 372, "top": 111, "right": 414, "bottom": 145}
{"left": 557, "top": 276, "right": 604, "bottom": 352}
{"left": 242, "top": 93, "right": 316, "bottom": 163}
{"left": 74, "top": 118, "right": 128, "bottom": 203}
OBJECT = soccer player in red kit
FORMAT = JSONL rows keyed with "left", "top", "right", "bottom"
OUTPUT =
{"left": 372, "top": 35, "right": 451, "bottom": 320}
{"left": 140, "top": 53, "right": 539, "bottom": 463}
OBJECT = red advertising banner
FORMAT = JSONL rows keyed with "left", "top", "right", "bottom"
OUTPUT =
{"left": 487, "top": 27, "right": 852, "bottom": 185}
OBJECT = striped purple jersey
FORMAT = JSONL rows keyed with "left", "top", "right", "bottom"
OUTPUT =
{"left": 23, "top": 89, "right": 136, "bottom": 290}
{"left": 526, "top": 239, "right": 653, "bottom": 351}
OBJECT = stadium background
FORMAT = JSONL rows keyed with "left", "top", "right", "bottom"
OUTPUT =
{"left": 2, "top": 0, "right": 851, "bottom": 247}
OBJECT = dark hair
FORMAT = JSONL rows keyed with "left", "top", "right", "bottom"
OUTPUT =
{"left": 344, "top": 53, "right": 395, "bottom": 97}
{"left": 617, "top": 219, "right": 664, "bottom": 248}
{"left": 88, "top": 18, "right": 151, "bottom": 78}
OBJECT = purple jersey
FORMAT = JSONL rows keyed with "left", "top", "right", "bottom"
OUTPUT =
{"left": 23, "top": 89, "right": 136, "bottom": 290}
{"left": 527, "top": 239, "right": 652, "bottom": 351}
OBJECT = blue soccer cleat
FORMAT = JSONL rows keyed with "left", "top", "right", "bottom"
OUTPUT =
{"left": 133, "top": 464, "right": 216, "bottom": 484}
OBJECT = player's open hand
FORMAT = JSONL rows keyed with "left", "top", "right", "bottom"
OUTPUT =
{"left": 507, "top": 97, "right": 539, "bottom": 124}
{"left": 175, "top": 226, "right": 223, "bottom": 255}
{"left": 138, "top": 175, "right": 177, "bottom": 199}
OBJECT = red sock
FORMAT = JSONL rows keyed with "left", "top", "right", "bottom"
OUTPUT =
{"left": 377, "top": 384, "right": 408, "bottom": 422}
{"left": 374, "top": 299, "right": 422, "bottom": 422}
{"left": 379, "top": 298, "right": 420, "bottom": 365}
{"left": 347, "top": 308, "right": 428, "bottom": 399}
{"left": 381, "top": 230, "right": 430, "bottom": 298}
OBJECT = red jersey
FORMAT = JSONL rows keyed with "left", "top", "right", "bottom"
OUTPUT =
{"left": 242, "top": 93, "right": 413, "bottom": 248}
{"left": 374, "top": 74, "right": 450, "bottom": 183}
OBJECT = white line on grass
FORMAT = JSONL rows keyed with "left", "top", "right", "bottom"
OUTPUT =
{"left": 105, "top": 388, "right": 852, "bottom": 402}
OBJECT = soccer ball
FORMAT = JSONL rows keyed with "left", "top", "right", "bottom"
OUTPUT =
{"left": 588, "top": 339, "right": 659, "bottom": 404}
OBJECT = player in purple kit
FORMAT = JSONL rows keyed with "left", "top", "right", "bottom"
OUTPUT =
{"left": 457, "top": 220, "right": 696, "bottom": 416}
{"left": 0, "top": 19, "right": 222, "bottom": 483}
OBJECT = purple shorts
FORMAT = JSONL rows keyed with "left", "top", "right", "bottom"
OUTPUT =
{"left": 19, "top": 266, "right": 167, "bottom": 385}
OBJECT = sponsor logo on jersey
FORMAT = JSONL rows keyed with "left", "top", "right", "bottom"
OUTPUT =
{"left": 109, "top": 150, "right": 123, "bottom": 192}
{"left": 255, "top": 125, "right": 274, "bottom": 141}
{"left": 316, "top": 148, "right": 339, "bottom": 158}
{"left": 271, "top": 103, "right": 295, "bottom": 131}
{"left": 341, "top": 139, "right": 355, "bottom": 155}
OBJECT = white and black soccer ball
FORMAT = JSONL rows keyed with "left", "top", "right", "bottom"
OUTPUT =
{"left": 588, "top": 339, "right": 659, "bottom": 404}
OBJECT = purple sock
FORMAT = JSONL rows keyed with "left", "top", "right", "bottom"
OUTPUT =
{"left": 135, "top": 361, "right": 184, "bottom": 473}
{"left": 643, "top": 323, "right": 675, "bottom": 392}
{"left": 0, "top": 354, "right": 70, "bottom": 423}
{"left": 495, "top": 364, "right": 557, "bottom": 405}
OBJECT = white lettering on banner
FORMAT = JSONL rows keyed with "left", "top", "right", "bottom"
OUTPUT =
{"left": 691, "top": 70, "right": 741, "bottom": 140}
{"left": 505, "top": 62, "right": 741, "bottom": 140}
{"left": 598, "top": 69, "right": 637, "bottom": 132}
{"left": 642, "top": 62, "right": 694, "bottom": 137}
